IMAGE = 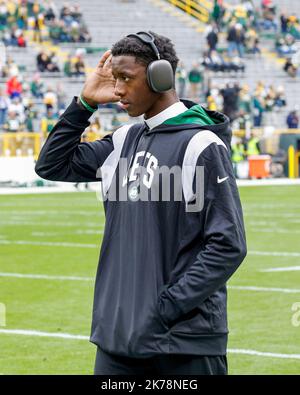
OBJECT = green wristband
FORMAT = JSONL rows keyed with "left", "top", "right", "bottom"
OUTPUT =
{"left": 79, "top": 95, "right": 98, "bottom": 112}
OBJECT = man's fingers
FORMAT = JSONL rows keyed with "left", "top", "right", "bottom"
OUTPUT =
{"left": 98, "top": 50, "right": 112, "bottom": 68}
{"left": 103, "top": 54, "right": 113, "bottom": 70}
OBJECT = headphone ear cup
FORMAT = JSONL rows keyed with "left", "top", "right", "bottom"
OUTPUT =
{"left": 147, "top": 60, "right": 174, "bottom": 93}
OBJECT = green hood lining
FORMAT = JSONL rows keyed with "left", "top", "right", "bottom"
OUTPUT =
{"left": 162, "top": 104, "right": 219, "bottom": 127}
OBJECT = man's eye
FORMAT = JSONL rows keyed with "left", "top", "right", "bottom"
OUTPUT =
{"left": 122, "top": 76, "right": 130, "bottom": 82}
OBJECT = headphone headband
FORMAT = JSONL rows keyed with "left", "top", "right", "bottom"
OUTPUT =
{"left": 126, "top": 31, "right": 161, "bottom": 60}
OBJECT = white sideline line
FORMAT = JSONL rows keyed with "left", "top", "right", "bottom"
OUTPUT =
{"left": 0, "top": 329, "right": 299, "bottom": 360}
{"left": 0, "top": 240, "right": 98, "bottom": 248}
{"left": 249, "top": 251, "right": 300, "bottom": 257}
{"left": 0, "top": 272, "right": 94, "bottom": 281}
{"left": 227, "top": 349, "right": 300, "bottom": 360}
{"left": 261, "top": 266, "right": 300, "bottom": 272}
{"left": 1, "top": 272, "right": 300, "bottom": 294}
{"left": 2, "top": 240, "right": 300, "bottom": 257}
{"left": 0, "top": 329, "right": 89, "bottom": 340}
{"left": 228, "top": 286, "right": 300, "bottom": 294}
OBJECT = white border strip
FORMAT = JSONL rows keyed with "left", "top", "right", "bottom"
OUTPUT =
{"left": 0, "top": 329, "right": 299, "bottom": 360}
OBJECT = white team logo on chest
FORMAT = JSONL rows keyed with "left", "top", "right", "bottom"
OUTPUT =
{"left": 123, "top": 151, "right": 158, "bottom": 189}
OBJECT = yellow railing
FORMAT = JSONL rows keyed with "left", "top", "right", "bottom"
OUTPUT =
{"left": 0, "top": 132, "right": 42, "bottom": 159}
{"left": 0, "top": 131, "right": 112, "bottom": 159}
{"left": 1, "top": 129, "right": 299, "bottom": 160}
{"left": 233, "top": 129, "right": 300, "bottom": 137}
{"left": 167, "top": 0, "right": 212, "bottom": 23}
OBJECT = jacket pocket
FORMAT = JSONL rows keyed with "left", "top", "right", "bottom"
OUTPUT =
{"left": 169, "top": 299, "right": 215, "bottom": 334}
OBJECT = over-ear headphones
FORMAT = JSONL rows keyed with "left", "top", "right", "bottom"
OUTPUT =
{"left": 126, "top": 31, "right": 174, "bottom": 93}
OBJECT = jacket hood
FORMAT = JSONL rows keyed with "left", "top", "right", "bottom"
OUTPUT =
{"left": 148, "top": 99, "right": 232, "bottom": 149}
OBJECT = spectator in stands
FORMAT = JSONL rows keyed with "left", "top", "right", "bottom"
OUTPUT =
{"left": 41, "top": 107, "right": 58, "bottom": 136}
{"left": 202, "top": 50, "right": 245, "bottom": 73}
{"left": 280, "top": 11, "right": 289, "bottom": 34}
{"left": 206, "top": 95, "right": 217, "bottom": 111}
{"left": 8, "top": 96, "right": 25, "bottom": 124}
{"left": 3, "top": 110, "right": 22, "bottom": 132}
{"left": 16, "top": 30, "right": 26, "bottom": 47}
{"left": 43, "top": 86, "right": 57, "bottom": 110}
{"left": 73, "top": 51, "right": 86, "bottom": 76}
{"left": 33, "top": 13, "right": 45, "bottom": 43}
{"left": 176, "top": 61, "right": 187, "bottom": 98}
{"left": 44, "top": 0, "right": 58, "bottom": 22}
{"left": 286, "top": 109, "right": 299, "bottom": 129}
{"left": 30, "top": 72, "right": 44, "bottom": 99}
{"left": 261, "top": 0, "right": 277, "bottom": 31}
{"left": 2, "top": 56, "right": 19, "bottom": 79}
{"left": 252, "top": 93, "right": 264, "bottom": 127}
{"left": 188, "top": 63, "right": 203, "bottom": 101}
{"left": 227, "top": 23, "right": 246, "bottom": 59}
{"left": 206, "top": 24, "right": 219, "bottom": 54}
{"left": 24, "top": 100, "right": 38, "bottom": 132}
{"left": 37, "top": 50, "right": 60, "bottom": 72}
{"left": 287, "top": 15, "right": 300, "bottom": 40}
{"left": 0, "top": 1, "right": 7, "bottom": 27}
{"left": 71, "top": 4, "right": 83, "bottom": 23}
{"left": 211, "top": 0, "right": 225, "bottom": 29}
{"left": 37, "top": 50, "right": 51, "bottom": 72}
{"left": 49, "top": 51, "right": 60, "bottom": 72}
{"left": 220, "top": 82, "right": 240, "bottom": 121}
{"left": 2, "top": 25, "right": 25, "bottom": 47}
{"left": 245, "top": 28, "right": 261, "bottom": 55}
{"left": 275, "top": 34, "right": 297, "bottom": 57}
{"left": 6, "top": 73, "right": 22, "bottom": 99}
{"left": 283, "top": 57, "right": 298, "bottom": 78}
{"left": 78, "top": 24, "right": 91, "bottom": 43}
{"left": 0, "top": 87, "right": 10, "bottom": 127}
{"left": 63, "top": 53, "right": 74, "bottom": 76}
{"left": 56, "top": 82, "right": 67, "bottom": 111}
{"left": 237, "top": 84, "right": 252, "bottom": 128}
{"left": 274, "top": 86, "right": 287, "bottom": 109}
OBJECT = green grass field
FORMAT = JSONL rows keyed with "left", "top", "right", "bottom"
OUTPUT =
{"left": 0, "top": 186, "right": 300, "bottom": 374}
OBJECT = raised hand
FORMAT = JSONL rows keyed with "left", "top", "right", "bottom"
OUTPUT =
{"left": 81, "top": 50, "right": 121, "bottom": 106}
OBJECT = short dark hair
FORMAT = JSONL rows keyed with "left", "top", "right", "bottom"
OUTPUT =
{"left": 111, "top": 31, "right": 179, "bottom": 74}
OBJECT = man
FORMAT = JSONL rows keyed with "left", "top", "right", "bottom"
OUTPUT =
{"left": 35, "top": 31, "right": 247, "bottom": 375}
{"left": 231, "top": 137, "right": 246, "bottom": 178}
{"left": 246, "top": 133, "right": 260, "bottom": 157}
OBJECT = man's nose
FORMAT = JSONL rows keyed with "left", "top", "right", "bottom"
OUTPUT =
{"left": 114, "top": 80, "right": 126, "bottom": 97}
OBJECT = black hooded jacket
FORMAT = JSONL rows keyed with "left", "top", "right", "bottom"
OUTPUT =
{"left": 35, "top": 97, "right": 247, "bottom": 357}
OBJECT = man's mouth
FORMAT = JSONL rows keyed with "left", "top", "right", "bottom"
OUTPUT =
{"left": 119, "top": 101, "right": 130, "bottom": 110}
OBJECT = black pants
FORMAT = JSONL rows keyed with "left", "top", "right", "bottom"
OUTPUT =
{"left": 94, "top": 347, "right": 227, "bottom": 375}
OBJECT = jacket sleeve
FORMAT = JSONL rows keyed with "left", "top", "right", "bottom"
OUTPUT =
{"left": 157, "top": 142, "right": 247, "bottom": 325}
{"left": 35, "top": 97, "right": 114, "bottom": 182}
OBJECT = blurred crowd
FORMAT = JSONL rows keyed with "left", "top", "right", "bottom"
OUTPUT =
{"left": 35, "top": 47, "right": 87, "bottom": 76}
{"left": 0, "top": 0, "right": 91, "bottom": 48}
{"left": 208, "top": 0, "right": 300, "bottom": 78}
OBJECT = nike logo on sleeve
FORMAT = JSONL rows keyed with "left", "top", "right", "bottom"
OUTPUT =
{"left": 217, "top": 176, "right": 229, "bottom": 184}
